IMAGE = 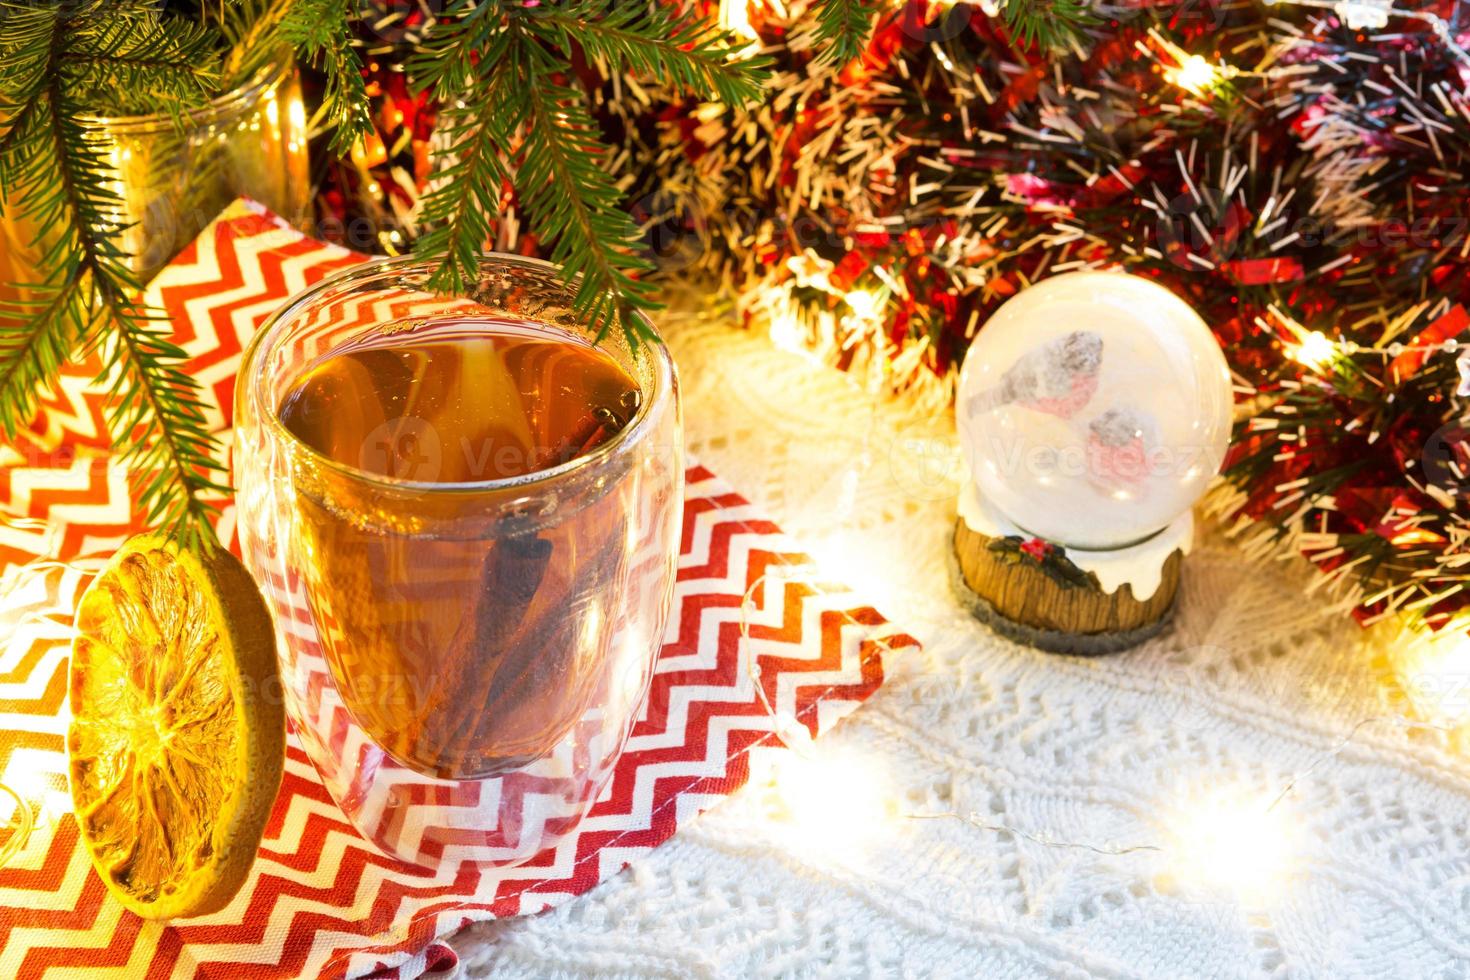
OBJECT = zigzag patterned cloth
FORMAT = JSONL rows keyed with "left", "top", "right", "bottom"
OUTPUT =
{"left": 0, "top": 200, "right": 919, "bottom": 978}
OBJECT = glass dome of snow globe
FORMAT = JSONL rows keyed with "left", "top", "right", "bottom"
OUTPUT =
{"left": 956, "top": 270, "right": 1233, "bottom": 551}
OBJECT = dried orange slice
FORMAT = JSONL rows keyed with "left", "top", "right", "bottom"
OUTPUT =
{"left": 67, "top": 534, "right": 284, "bottom": 920}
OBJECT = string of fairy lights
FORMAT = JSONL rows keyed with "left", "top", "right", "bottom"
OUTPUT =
{"left": 735, "top": 561, "right": 1470, "bottom": 904}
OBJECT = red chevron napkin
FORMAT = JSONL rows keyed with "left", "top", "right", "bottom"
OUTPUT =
{"left": 0, "top": 200, "right": 918, "bottom": 978}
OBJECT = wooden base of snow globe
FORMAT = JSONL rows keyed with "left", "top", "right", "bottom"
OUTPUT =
{"left": 950, "top": 488, "right": 1188, "bottom": 655}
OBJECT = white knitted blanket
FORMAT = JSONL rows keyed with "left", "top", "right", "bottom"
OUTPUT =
{"left": 449, "top": 314, "right": 1470, "bottom": 979}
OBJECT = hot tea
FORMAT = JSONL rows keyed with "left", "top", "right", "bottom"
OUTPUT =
{"left": 278, "top": 316, "right": 642, "bottom": 779}
{"left": 280, "top": 316, "right": 642, "bottom": 483}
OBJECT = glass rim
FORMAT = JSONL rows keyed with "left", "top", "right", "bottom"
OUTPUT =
{"left": 242, "top": 252, "right": 674, "bottom": 496}
{"left": 77, "top": 56, "right": 293, "bottom": 133}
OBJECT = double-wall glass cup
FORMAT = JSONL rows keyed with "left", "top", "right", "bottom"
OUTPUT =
{"left": 234, "top": 255, "right": 682, "bottom": 868}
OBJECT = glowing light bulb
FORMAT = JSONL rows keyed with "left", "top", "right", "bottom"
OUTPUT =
{"left": 1389, "top": 527, "right": 1445, "bottom": 546}
{"left": 1389, "top": 625, "right": 1470, "bottom": 725}
{"left": 844, "top": 288, "right": 883, "bottom": 321}
{"left": 762, "top": 745, "right": 894, "bottom": 857}
{"left": 2, "top": 748, "right": 69, "bottom": 824}
{"left": 1335, "top": 0, "right": 1393, "bottom": 31}
{"left": 1166, "top": 788, "right": 1295, "bottom": 904}
{"left": 761, "top": 285, "right": 827, "bottom": 360}
{"left": 352, "top": 132, "right": 389, "bottom": 170}
{"left": 1289, "top": 330, "right": 1338, "bottom": 371}
{"left": 287, "top": 95, "right": 308, "bottom": 153}
{"left": 1170, "top": 55, "right": 1222, "bottom": 96}
{"left": 720, "top": 0, "right": 759, "bottom": 42}
{"left": 768, "top": 307, "right": 806, "bottom": 353}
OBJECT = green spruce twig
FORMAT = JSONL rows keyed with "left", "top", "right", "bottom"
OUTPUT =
{"left": 0, "top": 0, "right": 371, "bottom": 548}
{"left": 996, "top": 0, "right": 1097, "bottom": 50}
{"left": 410, "top": 0, "right": 770, "bottom": 345}
{"left": 0, "top": 1, "right": 225, "bottom": 549}
{"left": 812, "top": 0, "right": 880, "bottom": 64}
{"left": 410, "top": 17, "right": 516, "bottom": 295}
{"left": 533, "top": 0, "right": 769, "bottom": 106}
{"left": 517, "top": 57, "right": 661, "bottom": 347}
{"left": 277, "top": 0, "right": 372, "bottom": 153}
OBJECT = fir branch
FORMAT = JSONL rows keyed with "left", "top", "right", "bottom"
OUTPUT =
{"left": 0, "top": 272, "right": 89, "bottom": 439}
{"left": 219, "top": 0, "right": 294, "bottom": 82}
{"left": 995, "top": 0, "right": 1096, "bottom": 49}
{"left": 220, "top": 0, "right": 370, "bottom": 152}
{"left": 812, "top": 0, "right": 879, "bottom": 65}
{"left": 403, "top": 0, "right": 501, "bottom": 102}
{"left": 0, "top": 9, "right": 53, "bottom": 213}
{"left": 527, "top": 0, "right": 771, "bottom": 106}
{"left": 95, "top": 292, "right": 228, "bottom": 548}
{"left": 415, "top": 31, "right": 517, "bottom": 293}
{"left": 278, "top": 0, "right": 371, "bottom": 153}
{"left": 0, "top": 1, "right": 224, "bottom": 547}
{"left": 517, "top": 54, "right": 660, "bottom": 344}
{"left": 57, "top": 6, "right": 219, "bottom": 116}
{"left": 49, "top": 110, "right": 224, "bottom": 551}
{"left": 410, "top": 0, "right": 768, "bottom": 342}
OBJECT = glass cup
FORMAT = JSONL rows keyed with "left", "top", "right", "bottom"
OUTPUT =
{"left": 234, "top": 255, "right": 683, "bottom": 869}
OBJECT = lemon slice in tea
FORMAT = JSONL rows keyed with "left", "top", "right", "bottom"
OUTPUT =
{"left": 68, "top": 534, "right": 284, "bottom": 920}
